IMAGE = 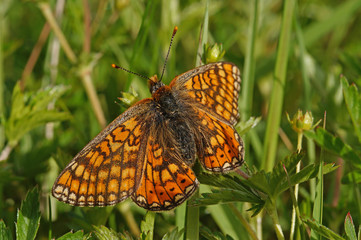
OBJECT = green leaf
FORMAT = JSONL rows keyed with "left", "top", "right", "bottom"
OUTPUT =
{"left": 140, "top": 212, "right": 155, "bottom": 240}
{"left": 200, "top": 226, "right": 235, "bottom": 240}
{"left": 247, "top": 152, "right": 303, "bottom": 197}
{"left": 5, "top": 83, "right": 71, "bottom": 145}
{"left": 342, "top": 171, "right": 361, "bottom": 184}
{"left": 277, "top": 163, "right": 337, "bottom": 194}
{"left": 16, "top": 187, "right": 41, "bottom": 240}
{"left": 305, "top": 128, "right": 361, "bottom": 169}
{"left": 0, "top": 220, "right": 12, "bottom": 240}
{"left": 235, "top": 116, "right": 261, "bottom": 136}
{"left": 92, "top": 225, "right": 127, "bottom": 240}
{"left": 197, "top": 173, "right": 262, "bottom": 202}
{"left": 345, "top": 212, "right": 357, "bottom": 240}
{"left": 303, "top": 217, "right": 345, "bottom": 240}
{"left": 162, "top": 227, "right": 184, "bottom": 240}
{"left": 57, "top": 230, "right": 85, "bottom": 240}
{"left": 192, "top": 188, "right": 263, "bottom": 206}
{"left": 341, "top": 77, "right": 361, "bottom": 143}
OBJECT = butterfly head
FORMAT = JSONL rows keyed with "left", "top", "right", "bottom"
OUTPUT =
{"left": 148, "top": 75, "right": 165, "bottom": 95}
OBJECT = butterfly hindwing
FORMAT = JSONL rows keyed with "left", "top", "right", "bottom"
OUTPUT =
{"left": 195, "top": 108, "right": 244, "bottom": 172}
{"left": 52, "top": 99, "right": 153, "bottom": 206}
{"left": 132, "top": 134, "right": 199, "bottom": 211}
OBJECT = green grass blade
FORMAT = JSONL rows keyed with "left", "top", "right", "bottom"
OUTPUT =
{"left": 303, "top": 0, "right": 361, "bottom": 48}
{"left": 125, "top": 0, "right": 159, "bottom": 92}
{"left": 240, "top": 0, "right": 258, "bottom": 120}
{"left": 262, "top": 0, "right": 296, "bottom": 171}
{"left": 341, "top": 77, "right": 361, "bottom": 143}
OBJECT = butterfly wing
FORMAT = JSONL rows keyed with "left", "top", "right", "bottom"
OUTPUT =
{"left": 170, "top": 62, "right": 241, "bottom": 125}
{"left": 170, "top": 62, "right": 243, "bottom": 172}
{"left": 52, "top": 99, "right": 153, "bottom": 206}
{"left": 195, "top": 108, "right": 244, "bottom": 172}
{"left": 132, "top": 129, "right": 199, "bottom": 211}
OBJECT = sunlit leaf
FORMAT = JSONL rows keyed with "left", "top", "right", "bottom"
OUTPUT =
{"left": 16, "top": 187, "right": 41, "bottom": 240}
{"left": 345, "top": 212, "right": 357, "bottom": 240}
{"left": 303, "top": 217, "right": 345, "bottom": 240}
{"left": 162, "top": 227, "right": 184, "bottom": 240}
{"left": 0, "top": 220, "right": 12, "bottom": 240}
{"left": 341, "top": 77, "right": 361, "bottom": 143}
{"left": 57, "top": 230, "right": 85, "bottom": 240}
{"left": 305, "top": 128, "right": 361, "bottom": 169}
{"left": 140, "top": 211, "right": 155, "bottom": 240}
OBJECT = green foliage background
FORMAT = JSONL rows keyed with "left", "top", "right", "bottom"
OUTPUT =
{"left": 1, "top": 0, "right": 361, "bottom": 239}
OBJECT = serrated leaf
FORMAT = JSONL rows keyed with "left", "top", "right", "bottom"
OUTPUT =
{"left": 246, "top": 170, "right": 271, "bottom": 195}
{"left": 16, "top": 187, "right": 41, "bottom": 240}
{"left": 305, "top": 128, "right": 361, "bottom": 169}
{"left": 277, "top": 163, "right": 337, "bottom": 194}
{"left": 191, "top": 188, "right": 263, "bottom": 207}
{"left": 140, "top": 212, "right": 155, "bottom": 240}
{"left": 5, "top": 83, "right": 71, "bottom": 145}
{"left": 269, "top": 152, "right": 304, "bottom": 191}
{"left": 0, "top": 220, "right": 12, "bottom": 240}
{"left": 247, "top": 152, "right": 303, "bottom": 197}
{"left": 200, "top": 226, "right": 235, "bottom": 240}
{"left": 197, "top": 173, "right": 262, "bottom": 203}
{"left": 341, "top": 77, "right": 361, "bottom": 143}
{"left": 57, "top": 230, "right": 84, "bottom": 240}
{"left": 9, "top": 82, "right": 27, "bottom": 121}
{"left": 345, "top": 212, "right": 357, "bottom": 240}
{"left": 92, "top": 225, "right": 124, "bottom": 240}
{"left": 162, "top": 227, "right": 184, "bottom": 240}
{"left": 303, "top": 217, "right": 345, "bottom": 240}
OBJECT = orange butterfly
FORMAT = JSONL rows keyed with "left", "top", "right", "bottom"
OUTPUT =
{"left": 52, "top": 31, "right": 244, "bottom": 211}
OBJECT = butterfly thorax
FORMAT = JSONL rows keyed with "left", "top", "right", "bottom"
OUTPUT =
{"left": 151, "top": 84, "right": 197, "bottom": 166}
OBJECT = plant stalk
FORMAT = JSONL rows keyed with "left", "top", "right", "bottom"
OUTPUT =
{"left": 262, "top": 0, "right": 296, "bottom": 171}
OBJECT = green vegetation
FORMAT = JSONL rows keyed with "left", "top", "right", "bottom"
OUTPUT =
{"left": 1, "top": 0, "right": 361, "bottom": 239}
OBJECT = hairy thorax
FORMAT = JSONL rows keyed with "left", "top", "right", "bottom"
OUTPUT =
{"left": 151, "top": 85, "right": 197, "bottom": 166}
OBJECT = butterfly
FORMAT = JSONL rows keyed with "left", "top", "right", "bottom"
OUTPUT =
{"left": 52, "top": 34, "right": 244, "bottom": 211}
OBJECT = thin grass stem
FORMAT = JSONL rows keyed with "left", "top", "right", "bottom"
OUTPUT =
{"left": 262, "top": 0, "right": 296, "bottom": 171}
{"left": 38, "top": 2, "right": 77, "bottom": 64}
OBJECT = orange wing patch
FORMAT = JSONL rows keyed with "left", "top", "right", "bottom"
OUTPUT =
{"left": 196, "top": 110, "right": 244, "bottom": 172}
{"left": 171, "top": 62, "right": 241, "bottom": 125}
{"left": 52, "top": 111, "right": 149, "bottom": 207}
{"left": 132, "top": 137, "right": 199, "bottom": 211}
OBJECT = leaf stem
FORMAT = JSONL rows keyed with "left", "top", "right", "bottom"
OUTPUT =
{"left": 228, "top": 203, "right": 258, "bottom": 240}
{"left": 265, "top": 198, "right": 284, "bottom": 240}
{"left": 0, "top": 143, "right": 13, "bottom": 162}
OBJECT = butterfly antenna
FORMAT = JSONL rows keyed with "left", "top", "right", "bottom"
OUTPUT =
{"left": 159, "top": 26, "right": 178, "bottom": 82}
{"left": 111, "top": 64, "right": 151, "bottom": 81}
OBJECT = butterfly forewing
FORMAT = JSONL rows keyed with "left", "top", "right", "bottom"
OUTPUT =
{"left": 170, "top": 62, "right": 241, "bottom": 125}
{"left": 52, "top": 99, "right": 153, "bottom": 206}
